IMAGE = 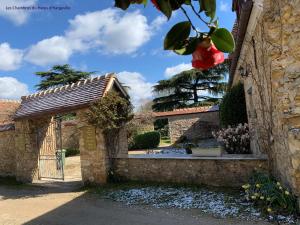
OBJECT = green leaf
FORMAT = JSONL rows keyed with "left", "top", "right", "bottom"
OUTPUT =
{"left": 169, "top": 0, "right": 188, "bottom": 10}
{"left": 157, "top": 0, "right": 172, "bottom": 19}
{"left": 174, "top": 37, "right": 198, "bottom": 55}
{"left": 164, "top": 21, "right": 191, "bottom": 50}
{"left": 142, "top": 0, "right": 148, "bottom": 6}
{"left": 114, "top": 0, "right": 131, "bottom": 10}
{"left": 211, "top": 28, "right": 235, "bottom": 53}
{"left": 199, "top": 0, "right": 216, "bottom": 20}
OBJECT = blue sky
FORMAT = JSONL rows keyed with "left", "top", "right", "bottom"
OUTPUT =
{"left": 0, "top": 0, "right": 235, "bottom": 108}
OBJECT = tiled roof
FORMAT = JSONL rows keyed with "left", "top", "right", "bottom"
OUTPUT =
{"left": 0, "top": 123, "right": 15, "bottom": 132}
{"left": 14, "top": 74, "right": 119, "bottom": 119}
{"left": 228, "top": 0, "right": 253, "bottom": 87}
{"left": 153, "top": 105, "right": 219, "bottom": 118}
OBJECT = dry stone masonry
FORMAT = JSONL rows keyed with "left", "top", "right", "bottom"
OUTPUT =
{"left": 231, "top": 0, "right": 300, "bottom": 196}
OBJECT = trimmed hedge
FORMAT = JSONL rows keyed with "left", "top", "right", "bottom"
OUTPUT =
{"left": 220, "top": 82, "right": 248, "bottom": 127}
{"left": 65, "top": 148, "right": 80, "bottom": 157}
{"left": 130, "top": 131, "right": 161, "bottom": 150}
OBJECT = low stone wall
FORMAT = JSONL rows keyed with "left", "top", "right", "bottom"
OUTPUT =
{"left": 168, "top": 111, "right": 220, "bottom": 143}
{"left": 116, "top": 156, "right": 268, "bottom": 187}
{"left": 0, "top": 128, "right": 16, "bottom": 177}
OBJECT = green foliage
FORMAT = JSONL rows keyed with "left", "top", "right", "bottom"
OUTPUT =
{"left": 243, "top": 171, "right": 298, "bottom": 217}
{"left": 65, "top": 148, "right": 80, "bottom": 157}
{"left": 130, "top": 131, "right": 160, "bottom": 150}
{"left": 127, "top": 113, "right": 154, "bottom": 148}
{"left": 156, "top": 0, "right": 173, "bottom": 19}
{"left": 154, "top": 118, "right": 169, "bottom": 137}
{"left": 35, "top": 64, "right": 94, "bottom": 91}
{"left": 211, "top": 28, "right": 235, "bottom": 53}
{"left": 220, "top": 82, "right": 248, "bottom": 127}
{"left": 152, "top": 63, "right": 228, "bottom": 112}
{"left": 87, "top": 91, "right": 133, "bottom": 132}
{"left": 88, "top": 91, "right": 133, "bottom": 182}
{"left": 114, "top": 0, "right": 131, "bottom": 10}
{"left": 174, "top": 37, "right": 198, "bottom": 55}
{"left": 164, "top": 21, "right": 191, "bottom": 50}
{"left": 114, "top": 0, "right": 235, "bottom": 56}
{"left": 199, "top": 0, "right": 216, "bottom": 20}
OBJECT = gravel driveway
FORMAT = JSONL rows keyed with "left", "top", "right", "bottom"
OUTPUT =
{"left": 0, "top": 182, "right": 273, "bottom": 225}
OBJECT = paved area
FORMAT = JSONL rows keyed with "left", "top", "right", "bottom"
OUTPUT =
{"left": 64, "top": 155, "right": 82, "bottom": 181}
{"left": 0, "top": 183, "right": 273, "bottom": 225}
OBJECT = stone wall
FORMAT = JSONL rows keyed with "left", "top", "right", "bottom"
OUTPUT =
{"left": 168, "top": 111, "right": 220, "bottom": 143}
{"left": 0, "top": 100, "right": 20, "bottom": 124}
{"left": 232, "top": 0, "right": 300, "bottom": 196}
{"left": 76, "top": 109, "right": 109, "bottom": 185}
{"left": 0, "top": 129, "right": 16, "bottom": 177}
{"left": 116, "top": 156, "right": 268, "bottom": 187}
{"left": 14, "top": 117, "right": 53, "bottom": 182}
{"left": 61, "top": 120, "right": 79, "bottom": 150}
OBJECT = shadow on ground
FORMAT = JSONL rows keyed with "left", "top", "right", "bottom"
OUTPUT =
{"left": 0, "top": 180, "right": 83, "bottom": 200}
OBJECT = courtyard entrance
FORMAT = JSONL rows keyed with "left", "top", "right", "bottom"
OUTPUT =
{"left": 38, "top": 117, "right": 64, "bottom": 180}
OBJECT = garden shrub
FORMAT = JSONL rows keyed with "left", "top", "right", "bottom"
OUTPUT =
{"left": 65, "top": 148, "right": 80, "bottom": 157}
{"left": 87, "top": 91, "right": 133, "bottom": 182}
{"left": 154, "top": 118, "right": 169, "bottom": 138}
{"left": 212, "top": 123, "right": 250, "bottom": 154}
{"left": 220, "top": 82, "right": 248, "bottom": 127}
{"left": 243, "top": 171, "right": 298, "bottom": 217}
{"left": 130, "top": 131, "right": 160, "bottom": 150}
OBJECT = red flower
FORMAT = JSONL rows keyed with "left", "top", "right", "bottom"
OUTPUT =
{"left": 192, "top": 43, "right": 224, "bottom": 70}
{"left": 151, "top": 0, "right": 159, "bottom": 10}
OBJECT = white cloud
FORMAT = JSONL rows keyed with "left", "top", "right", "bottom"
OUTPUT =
{"left": 164, "top": 63, "right": 192, "bottom": 78}
{"left": 0, "top": 43, "right": 23, "bottom": 71}
{"left": 220, "top": 1, "right": 230, "bottom": 12}
{"left": 150, "top": 15, "right": 167, "bottom": 31}
{"left": 25, "top": 36, "right": 81, "bottom": 66}
{"left": 0, "top": 0, "right": 37, "bottom": 25}
{"left": 25, "top": 8, "right": 162, "bottom": 66}
{"left": 0, "top": 77, "right": 29, "bottom": 99}
{"left": 117, "top": 71, "right": 154, "bottom": 109}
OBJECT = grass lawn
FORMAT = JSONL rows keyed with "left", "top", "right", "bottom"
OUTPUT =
{"left": 159, "top": 137, "right": 171, "bottom": 147}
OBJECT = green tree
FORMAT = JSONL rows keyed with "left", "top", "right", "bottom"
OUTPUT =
{"left": 152, "top": 62, "right": 228, "bottom": 112}
{"left": 220, "top": 82, "right": 248, "bottom": 127}
{"left": 35, "top": 64, "right": 94, "bottom": 90}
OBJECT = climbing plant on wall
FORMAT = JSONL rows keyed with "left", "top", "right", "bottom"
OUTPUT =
{"left": 114, "top": 0, "right": 235, "bottom": 70}
{"left": 87, "top": 91, "right": 133, "bottom": 181}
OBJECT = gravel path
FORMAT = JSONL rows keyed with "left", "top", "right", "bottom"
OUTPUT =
{"left": 0, "top": 183, "right": 274, "bottom": 225}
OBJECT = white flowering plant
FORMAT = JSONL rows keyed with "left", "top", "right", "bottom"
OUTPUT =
{"left": 212, "top": 123, "right": 250, "bottom": 154}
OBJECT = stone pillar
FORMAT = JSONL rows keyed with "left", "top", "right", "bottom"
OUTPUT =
{"left": 115, "top": 127, "right": 128, "bottom": 158}
{"left": 14, "top": 117, "right": 53, "bottom": 183}
{"left": 77, "top": 109, "right": 108, "bottom": 185}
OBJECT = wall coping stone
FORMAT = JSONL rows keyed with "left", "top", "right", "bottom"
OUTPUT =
{"left": 118, "top": 154, "right": 268, "bottom": 160}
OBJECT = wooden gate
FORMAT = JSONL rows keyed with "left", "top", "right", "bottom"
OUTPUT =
{"left": 38, "top": 117, "right": 64, "bottom": 180}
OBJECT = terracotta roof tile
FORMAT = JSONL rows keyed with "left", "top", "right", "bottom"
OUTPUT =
{"left": 14, "top": 74, "right": 114, "bottom": 119}
{"left": 153, "top": 105, "right": 219, "bottom": 117}
{"left": 229, "top": 0, "right": 253, "bottom": 86}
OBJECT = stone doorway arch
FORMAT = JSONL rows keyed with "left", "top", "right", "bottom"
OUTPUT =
{"left": 13, "top": 74, "right": 129, "bottom": 185}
